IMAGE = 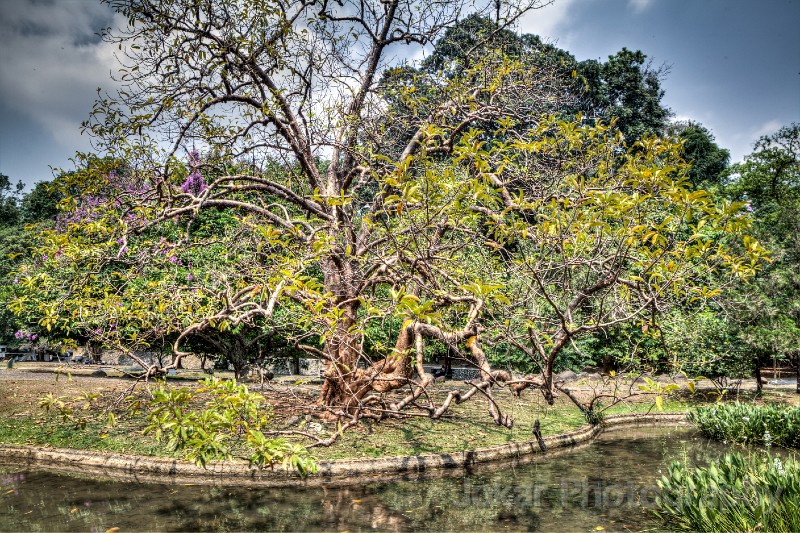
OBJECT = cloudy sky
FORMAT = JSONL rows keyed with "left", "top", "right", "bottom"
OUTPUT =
{"left": 0, "top": 0, "right": 798, "bottom": 188}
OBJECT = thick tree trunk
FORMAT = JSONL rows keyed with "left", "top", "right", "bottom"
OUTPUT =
{"left": 319, "top": 307, "right": 362, "bottom": 407}
{"left": 318, "top": 253, "right": 366, "bottom": 409}
{"left": 86, "top": 340, "right": 102, "bottom": 363}
{"left": 320, "top": 314, "right": 415, "bottom": 411}
{"left": 796, "top": 353, "right": 800, "bottom": 394}
{"left": 755, "top": 363, "right": 763, "bottom": 393}
{"left": 230, "top": 338, "right": 249, "bottom": 381}
{"left": 316, "top": 245, "right": 419, "bottom": 412}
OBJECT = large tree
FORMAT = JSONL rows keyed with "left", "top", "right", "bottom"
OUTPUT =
{"left": 382, "top": 16, "right": 674, "bottom": 152}
{"left": 0, "top": 174, "right": 23, "bottom": 228}
{"left": 578, "top": 48, "right": 671, "bottom": 144}
{"left": 79, "top": 0, "right": 574, "bottom": 413}
{"left": 726, "top": 124, "right": 800, "bottom": 388}
{"left": 17, "top": 0, "right": 765, "bottom": 429}
{"left": 673, "top": 121, "right": 730, "bottom": 190}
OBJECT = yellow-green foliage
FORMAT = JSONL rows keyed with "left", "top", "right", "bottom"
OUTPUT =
{"left": 145, "top": 377, "right": 317, "bottom": 474}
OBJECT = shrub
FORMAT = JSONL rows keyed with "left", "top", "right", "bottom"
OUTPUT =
{"left": 144, "top": 377, "right": 317, "bottom": 474}
{"left": 656, "top": 451, "right": 800, "bottom": 532}
{"left": 689, "top": 403, "right": 800, "bottom": 449}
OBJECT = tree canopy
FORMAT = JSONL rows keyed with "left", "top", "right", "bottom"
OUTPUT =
{"left": 0, "top": 174, "right": 24, "bottom": 228}
{"left": 726, "top": 124, "right": 800, "bottom": 365}
{"left": 8, "top": 1, "right": 767, "bottom": 435}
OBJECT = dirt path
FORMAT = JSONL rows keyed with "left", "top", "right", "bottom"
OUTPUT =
{"left": 3, "top": 363, "right": 798, "bottom": 421}
{"left": 0, "top": 369, "right": 140, "bottom": 417}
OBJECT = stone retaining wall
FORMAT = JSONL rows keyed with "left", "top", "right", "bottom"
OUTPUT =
{"left": 0, "top": 413, "right": 687, "bottom": 487}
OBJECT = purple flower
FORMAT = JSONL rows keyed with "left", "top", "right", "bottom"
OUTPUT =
{"left": 181, "top": 169, "right": 207, "bottom": 194}
{"left": 169, "top": 255, "right": 178, "bottom": 264}
{"left": 181, "top": 151, "right": 207, "bottom": 194}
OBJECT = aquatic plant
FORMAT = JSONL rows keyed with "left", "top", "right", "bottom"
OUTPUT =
{"left": 656, "top": 451, "right": 800, "bottom": 532}
{"left": 689, "top": 403, "right": 800, "bottom": 449}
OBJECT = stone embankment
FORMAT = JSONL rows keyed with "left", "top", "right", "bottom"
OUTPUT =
{"left": 0, "top": 413, "right": 687, "bottom": 487}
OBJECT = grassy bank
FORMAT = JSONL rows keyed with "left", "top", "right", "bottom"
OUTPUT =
{"left": 0, "top": 416, "right": 168, "bottom": 457}
{"left": 2, "top": 370, "right": 793, "bottom": 462}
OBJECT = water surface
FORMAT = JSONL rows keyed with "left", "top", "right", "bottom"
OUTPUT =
{"left": 0, "top": 427, "right": 729, "bottom": 532}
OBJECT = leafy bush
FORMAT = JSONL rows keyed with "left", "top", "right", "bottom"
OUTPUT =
{"left": 553, "top": 323, "right": 656, "bottom": 373}
{"left": 666, "top": 309, "right": 753, "bottom": 388}
{"left": 689, "top": 403, "right": 800, "bottom": 449}
{"left": 656, "top": 451, "right": 800, "bottom": 532}
{"left": 144, "top": 377, "right": 317, "bottom": 474}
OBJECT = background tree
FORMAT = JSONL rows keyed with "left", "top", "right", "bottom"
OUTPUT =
{"left": 577, "top": 48, "right": 671, "bottom": 144}
{"left": 21, "top": 181, "right": 63, "bottom": 223}
{"left": 668, "top": 122, "right": 731, "bottom": 191}
{"left": 0, "top": 174, "right": 23, "bottom": 228}
{"left": 384, "top": 16, "right": 674, "bottom": 151}
{"left": 0, "top": 174, "right": 60, "bottom": 346}
{"left": 10, "top": 163, "right": 304, "bottom": 369}
{"left": 0, "top": 222, "right": 28, "bottom": 345}
{"left": 726, "top": 123, "right": 800, "bottom": 390}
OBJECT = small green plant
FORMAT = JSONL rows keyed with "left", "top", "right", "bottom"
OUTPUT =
{"left": 144, "top": 377, "right": 317, "bottom": 475}
{"left": 656, "top": 451, "right": 800, "bottom": 532}
{"left": 689, "top": 403, "right": 800, "bottom": 449}
{"left": 39, "top": 391, "right": 103, "bottom": 430}
{"left": 583, "top": 404, "right": 605, "bottom": 425}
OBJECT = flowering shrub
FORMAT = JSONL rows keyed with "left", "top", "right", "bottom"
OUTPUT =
{"left": 180, "top": 151, "right": 207, "bottom": 194}
{"left": 13, "top": 329, "right": 37, "bottom": 342}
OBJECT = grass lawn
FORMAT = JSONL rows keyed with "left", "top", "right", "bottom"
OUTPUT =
{"left": 1, "top": 366, "right": 796, "bottom": 462}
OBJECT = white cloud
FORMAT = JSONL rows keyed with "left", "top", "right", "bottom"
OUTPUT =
{"left": 517, "top": 0, "right": 577, "bottom": 40}
{"left": 628, "top": 0, "right": 655, "bottom": 14}
{"left": 753, "top": 119, "right": 782, "bottom": 138}
{"left": 0, "top": 0, "right": 123, "bottom": 151}
{"left": 714, "top": 119, "right": 782, "bottom": 165}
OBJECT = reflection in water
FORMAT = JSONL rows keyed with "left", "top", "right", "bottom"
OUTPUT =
{"left": 0, "top": 427, "right": 732, "bottom": 532}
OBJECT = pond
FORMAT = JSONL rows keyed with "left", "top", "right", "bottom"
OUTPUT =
{"left": 0, "top": 426, "right": 731, "bottom": 532}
